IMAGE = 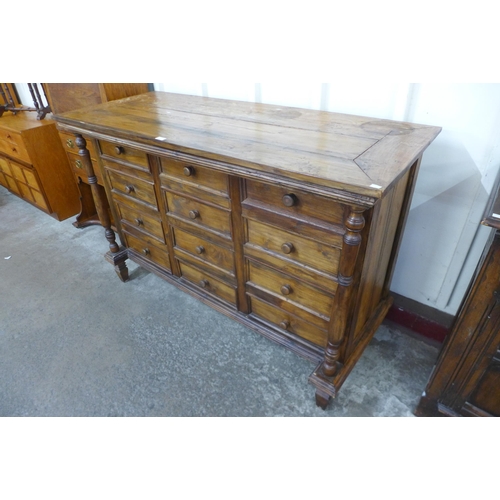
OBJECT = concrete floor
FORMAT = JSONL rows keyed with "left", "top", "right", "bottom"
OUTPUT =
{"left": 0, "top": 186, "right": 439, "bottom": 417}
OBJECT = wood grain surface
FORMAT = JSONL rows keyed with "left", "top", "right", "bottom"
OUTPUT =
{"left": 56, "top": 92, "right": 441, "bottom": 200}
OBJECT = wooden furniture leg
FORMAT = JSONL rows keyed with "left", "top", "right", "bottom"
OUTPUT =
{"left": 309, "top": 206, "right": 366, "bottom": 408}
{"left": 74, "top": 134, "right": 128, "bottom": 282}
{"left": 72, "top": 179, "right": 101, "bottom": 229}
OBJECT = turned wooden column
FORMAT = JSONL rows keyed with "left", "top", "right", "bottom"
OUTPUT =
{"left": 75, "top": 134, "right": 129, "bottom": 282}
{"left": 309, "top": 205, "right": 365, "bottom": 408}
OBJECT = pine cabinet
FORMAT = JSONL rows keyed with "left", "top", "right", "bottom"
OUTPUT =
{"left": 0, "top": 112, "right": 80, "bottom": 220}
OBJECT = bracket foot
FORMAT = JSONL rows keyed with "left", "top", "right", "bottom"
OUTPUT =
{"left": 105, "top": 248, "right": 129, "bottom": 282}
{"left": 308, "top": 361, "right": 340, "bottom": 410}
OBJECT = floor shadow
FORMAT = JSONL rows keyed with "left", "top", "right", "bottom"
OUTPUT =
{"left": 128, "top": 265, "right": 151, "bottom": 281}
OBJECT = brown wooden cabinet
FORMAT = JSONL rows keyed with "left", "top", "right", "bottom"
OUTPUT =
{"left": 0, "top": 112, "right": 80, "bottom": 220}
{"left": 416, "top": 181, "right": 500, "bottom": 417}
{"left": 44, "top": 83, "right": 149, "bottom": 228}
{"left": 55, "top": 92, "right": 441, "bottom": 408}
{"left": 44, "top": 83, "right": 151, "bottom": 116}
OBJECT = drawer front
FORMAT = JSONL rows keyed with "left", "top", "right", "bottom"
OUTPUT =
{"left": 0, "top": 129, "right": 27, "bottom": 153}
{"left": 0, "top": 171, "right": 7, "bottom": 188}
{"left": 59, "top": 132, "right": 98, "bottom": 159}
{"left": 117, "top": 202, "right": 165, "bottom": 243}
{"left": 247, "top": 261, "right": 334, "bottom": 319}
{"left": 107, "top": 169, "right": 158, "bottom": 209}
{"left": 124, "top": 230, "right": 171, "bottom": 270}
{"left": 99, "top": 140, "right": 149, "bottom": 170}
{"left": 0, "top": 129, "right": 18, "bottom": 144}
{"left": 5, "top": 174, "right": 20, "bottom": 195}
{"left": 22, "top": 168, "right": 42, "bottom": 190}
{"left": 245, "top": 218, "right": 341, "bottom": 277}
{"left": 67, "top": 153, "right": 87, "bottom": 179}
{"left": 160, "top": 178, "right": 231, "bottom": 209}
{"left": 245, "top": 179, "right": 345, "bottom": 227}
{"left": 160, "top": 157, "right": 229, "bottom": 195}
{"left": 179, "top": 261, "right": 237, "bottom": 306}
{"left": 18, "top": 182, "right": 35, "bottom": 203}
{"left": 31, "top": 189, "right": 49, "bottom": 211}
{"left": 173, "top": 227, "right": 234, "bottom": 273}
{"left": 9, "top": 161, "right": 27, "bottom": 183}
{"left": 166, "top": 191, "right": 232, "bottom": 236}
{"left": 67, "top": 153, "right": 104, "bottom": 185}
{"left": 250, "top": 297, "right": 327, "bottom": 347}
{"left": 8, "top": 161, "right": 48, "bottom": 211}
{"left": 0, "top": 156, "right": 11, "bottom": 175}
{"left": 0, "top": 128, "right": 22, "bottom": 145}
{"left": 0, "top": 137, "right": 30, "bottom": 163}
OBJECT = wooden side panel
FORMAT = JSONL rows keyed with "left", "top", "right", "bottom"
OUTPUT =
{"left": 99, "top": 83, "right": 149, "bottom": 103}
{"left": 348, "top": 169, "right": 411, "bottom": 351}
{"left": 22, "top": 120, "right": 80, "bottom": 219}
{"left": 45, "top": 83, "right": 102, "bottom": 115}
{"left": 370, "top": 170, "right": 410, "bottom": 307}
{"left": 416, "top": 231, "right": 500, "bottom": 416}
{"left": 467, "top": 350, "right": 500, "bottom": 416}
{"left": 46, "top": 83, "right": 148, "bottom": 115}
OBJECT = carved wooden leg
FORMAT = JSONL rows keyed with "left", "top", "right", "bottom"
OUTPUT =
{"left": 75, "top": 134, "right": 128, "bottom": 281}
{"left": 322, "top": 340, "right": 342, "bottom": 377}
{"left": 309, "top": 362, "right": 337, "bottom": 409}
{"left": 309, "top": 206, "right": 366, "bottom": 408}
{"left": 315, "top": 389, "right": 332, "bottom": 410}
{"left": 115, "top": 260, "right": 129, "bottom": 282}
{"left": 105, "top": 248, "right": 129, "bottom": 282}
{"left": 72, "top": 179, "right": 100, "bottom": 229}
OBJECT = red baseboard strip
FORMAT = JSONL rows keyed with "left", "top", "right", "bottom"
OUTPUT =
{"left": 385, "top": 304, "right": 450, "bottom": 344}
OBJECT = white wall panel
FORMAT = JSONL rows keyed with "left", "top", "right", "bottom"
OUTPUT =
{"left": 259, "top": 83, "right": 323, "bottom": 110}
{"left": 322, "top": 83, "right": 409, "bottom": 120}
{"left": 203, "top": 83, "right": 256, "bottom": 103}
{"left": 391, "top": 84, "right": 500, "bottom": 313}
{"left": 13, "top": 83, "right": 34, "bottom": 106}
{"left": 154, "top": 83, "right": 204, "bottom": 96}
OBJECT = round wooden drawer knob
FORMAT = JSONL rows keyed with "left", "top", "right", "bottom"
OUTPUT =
{"left": 135, "top": 218, "right": 143, "bottom": 226}
{"left": 189, "top": 210, "right": 200, "bottom": 220}
{"left": 280, "top": 284, "right": 292, "bottom": 295}
{"left": 195, "top": 245, "right": 205, "bottom": 255}
{"left": 281, "top": 242, "right": 294, "bottom": 254}
{"left": 75, "top": 160, "right": 83, "bottom": 169}
{"left": 115, "top": 146, "right": 125, "bottom": 155}
{"left": 199, "top": 279, "right": 209, "bottom": 289}
{"left": 183, "top": 166, "right": 195, "bottom": 177}
{"left": 282, "top": 193, "right": 298, "bottom": 207}
{"left": 125, "top": 185, "right": 135, "bottom": 194}
{"left": 66, "top": 139, "right": 74, "bottom": 149}
{"left": 280, "top": 320, "right": 290, "bottom": 330}
{"left": 142, "top": 248, "right": 150, "bottom": 256}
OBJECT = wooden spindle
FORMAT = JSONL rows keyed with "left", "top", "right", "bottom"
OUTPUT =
{"left": 75, "top": 134, "right": 129, "bottom": 281}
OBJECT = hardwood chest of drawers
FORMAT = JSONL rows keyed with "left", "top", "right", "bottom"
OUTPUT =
{"left": 0, "top": 112, "right": 80, "bottom": 220}
{"left": 56, "top": 92, "right": 441, "bottom": 408}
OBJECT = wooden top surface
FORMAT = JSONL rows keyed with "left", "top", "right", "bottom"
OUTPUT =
{"left": 0, "top": 111, "right": 56, "bottom": 132}
{"left": 55, "top": 91, "right": 441, "bottom": 201}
